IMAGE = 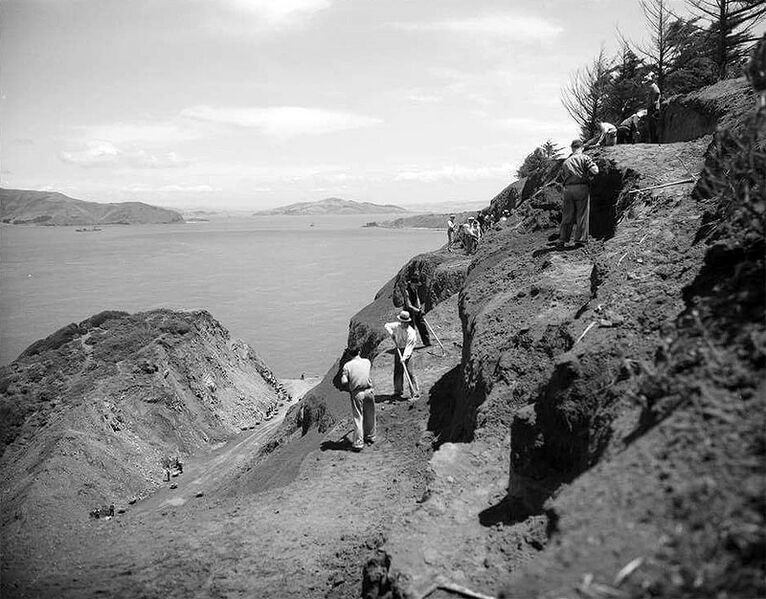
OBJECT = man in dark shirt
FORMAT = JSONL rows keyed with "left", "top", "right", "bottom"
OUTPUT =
{"left": 557, "top": 139, "right": 599, "bottom": 249}
{"left": 403, "top": 279, "right": 431, "bottom": 347}
{"left": 617, "top": 110, "right": 646, "bottom": 144}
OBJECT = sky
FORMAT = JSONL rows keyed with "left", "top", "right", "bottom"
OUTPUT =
{"left": 1, "top": 0, "right": 682, "bottom": 210}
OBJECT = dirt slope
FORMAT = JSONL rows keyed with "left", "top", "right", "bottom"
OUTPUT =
{"left": 0, "top": 309, "right": 289, "bottom": 593}
{"left": 2, "top": 78, "right": 762, "bottom": 599}
{"left": 0, "top": 290, "right": 465, "bottom": 599}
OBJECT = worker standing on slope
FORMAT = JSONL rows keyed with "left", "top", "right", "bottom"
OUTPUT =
{"left": 384, "top": 311, "right": 420, "bottom": 400}
{"left": 645, "top": 72, "right": 662, "bottom": 143}
{"left": 446, "top": 214, "right": 457, "bottom": 252}
{"left": 557, "top": 139, "right": 599, "bottom": 250}
{"left": 403, "top": 279, "right": 431, "bottom": 347}
{"left": 340, "top": 346, "right": 376, "bottom": 451}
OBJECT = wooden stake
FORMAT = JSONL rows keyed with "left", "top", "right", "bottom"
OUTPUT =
{"left": 627, "top": 178, "right": 695, "bottom": 194}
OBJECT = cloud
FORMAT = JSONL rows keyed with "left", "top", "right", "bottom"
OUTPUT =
{"left": 59, "top": 141, "right": 190, "bottom": 169}
{"left": 219, "top": 0, "right": 331, "bottom": 24}
{"left": 74, "top": 122, "right": 198, "bottom": 145}
{"left": 406, "top": 91, "right": 444, "bottom": 104}
{"left": 395, "top": 164, "right": 512, "bottom": 183}
{"left": 122, "top": 183, "right": 217, "bottom": 193}
{"left": 180, "top": 106, "right": 382, "bottom": 138}
{"left": 497, "top": 116, "right": 577, "bottom": 135}
{"left": 393, "top": 13, "right": 563, "bottom": 42}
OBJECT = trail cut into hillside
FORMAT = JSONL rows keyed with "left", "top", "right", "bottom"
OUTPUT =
{"left": 1, "top": 77, "right": 763, "bottom": 599}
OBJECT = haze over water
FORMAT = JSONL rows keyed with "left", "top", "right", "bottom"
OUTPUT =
{"left": 0, "top": 215, "right": 443, "bottom": 376}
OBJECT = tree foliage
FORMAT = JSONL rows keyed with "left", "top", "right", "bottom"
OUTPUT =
{"left": 686, "top": 0, "right": 766, "bottom": 79}
{"left": 561, "top": 48, "right": 614, "bottom": 139}
{"left": 516, "top": 140, "right": 564, "bottom": 179}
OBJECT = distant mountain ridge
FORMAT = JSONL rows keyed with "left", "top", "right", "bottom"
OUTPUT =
{"left": 253, "top": 197, "right": 408, "bottom": 216}
{"left": 0, "top": 188, "right": 184, "bottom": 225}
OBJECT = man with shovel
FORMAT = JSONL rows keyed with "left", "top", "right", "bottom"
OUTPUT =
{"left": 384, "top": 311, "right": 420, "bottom": 400}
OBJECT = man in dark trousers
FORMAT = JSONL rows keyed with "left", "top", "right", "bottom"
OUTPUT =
{"left": 557, "top": 139, "right": 599, "bottom": 249}
{"left": 645, "top": 72, "right": 661, "bottom": 143}
{"left": 616, "top": 110, "right": 646, "bottom": 144}
{"left": 384, "top": 311, "right": 420, "bottom": 400}
{"left": 403, "top": 279, "right": 431, "bottom": 347}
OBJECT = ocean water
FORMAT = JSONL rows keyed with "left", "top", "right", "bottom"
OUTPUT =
{"left": 0, "top": 215, "right": 443, "bottom": 376}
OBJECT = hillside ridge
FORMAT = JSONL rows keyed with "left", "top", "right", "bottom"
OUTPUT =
{"left": 253, "top": 196, "right": 408, "bottom": 216}
{"left": 0, "top": 188, "right": 184, "bottom": 225}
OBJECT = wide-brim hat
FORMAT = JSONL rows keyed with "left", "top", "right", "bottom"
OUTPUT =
{"left": 397, "top": 310, "right": 412, "bottom": 322}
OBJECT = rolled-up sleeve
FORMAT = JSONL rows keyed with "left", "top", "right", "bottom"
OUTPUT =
{"left": 403, "top": 329, "right": 416, "bottom": 359}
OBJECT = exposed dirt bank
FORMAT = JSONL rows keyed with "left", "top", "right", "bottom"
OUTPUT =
{"left": 2, "top": 78, "right": 762, "bottom": 599}
{"left": 0, "top": 309, "right": 288, "bottom": 593}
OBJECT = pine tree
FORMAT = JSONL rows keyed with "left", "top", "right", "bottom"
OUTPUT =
{"left": 561, "top": 48, "right": 614, "bottom": 139}
{"left": 686, "top": 0, "right": 766, "bottom": 79}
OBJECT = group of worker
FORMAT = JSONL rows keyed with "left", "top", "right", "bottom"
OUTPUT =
{"left": 337, "top": 73, "right": 665, "bottom": 452}
{"left": 339, "top": 279, "right": 433, "bottom": 452}
{"left": 446, "top": 209, "right": 509, "bottom": 255}
{"left": 585, "top": 73, "right": 662, "bottom": 149}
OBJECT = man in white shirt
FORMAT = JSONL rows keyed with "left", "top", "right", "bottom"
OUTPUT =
{"left": 446, "top": 214, "right": 456, "bottom": 252}
{"left": 340, "top": 346, "right": 375, "bottom": 451}
{"left": 384, "top": 310, "right": 420, "bottom": 400}
{"left": 584, "top": 122, "right": 617, "bottom": 148}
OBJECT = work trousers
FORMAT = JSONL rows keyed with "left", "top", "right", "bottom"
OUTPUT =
{"left": 647, "top": 108, "right": 660, "bottom": 143}
{"left": 393, "top": 351, "right": 419, "bottom": 398}
{"left": 349, "top": 388, "right": 376, "bottom": 449}
{"left": 559, "top": 184, "right": 590, "bottom": 244}
{"left": 447, "top": 230, "right": 454, "bottom": 250}
{"left": 616, "top": 125, "right": 634, "bottom": 144}
{"left": 410, "top": 312, "right": 431, "bottom": 346}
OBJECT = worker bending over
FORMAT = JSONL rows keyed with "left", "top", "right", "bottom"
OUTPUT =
{"left": 584, "top": 122, "right": 617, "bottom": 148}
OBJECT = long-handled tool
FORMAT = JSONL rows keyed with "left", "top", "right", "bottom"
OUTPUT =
{"left": 393, "top": 344, "right": 418, "bottom": 398}
{"left": 422, "top": 316, "right": 446, "bottom": 356}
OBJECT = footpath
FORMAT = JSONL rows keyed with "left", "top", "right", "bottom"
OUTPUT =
{"left": 14, "top": 295, "right": 464, "bottom": 599}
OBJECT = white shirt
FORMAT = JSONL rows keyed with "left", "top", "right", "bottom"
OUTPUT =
{"left": 341, "top": 355, "right": 373, "bottom": 394}
{"left": 384, "top": 321, "right": 417, "bottom": 359}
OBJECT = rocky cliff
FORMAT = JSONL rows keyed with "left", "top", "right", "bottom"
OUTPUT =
{"left": 0, "top": 309, "right": 286, "bottom": 564}
{"left": 292, "top": 77, "right": 764, "bottom": 598}
{"left": 0, "top": 189, "right": 184, "bottom": 225}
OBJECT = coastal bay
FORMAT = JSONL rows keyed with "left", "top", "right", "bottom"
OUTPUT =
{"left": 0, "top": 214, "right": 442, "bottom": 376}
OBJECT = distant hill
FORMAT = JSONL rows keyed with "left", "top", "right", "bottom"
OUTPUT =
{"left": 0, "top": 188, "right": 184, "bottom": 225}
{"left": 253, "top": 197, "right": 408, "bottom": 216}
{"left": 365, "top": 210, "right": 481, "bottom": 229}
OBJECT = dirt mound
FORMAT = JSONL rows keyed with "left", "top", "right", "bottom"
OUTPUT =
{"left": 662, "top": 77, "right": 754, "bottom": 142}
{"left": 0, "top": 308, "right": 286, "bottom": 579}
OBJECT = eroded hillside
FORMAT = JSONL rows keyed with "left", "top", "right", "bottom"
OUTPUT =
{"left": 0, "top": 309, "right": 288, "bottom": 586}
{"left": 0, "top": 77, "right": 762, "bottom": 599}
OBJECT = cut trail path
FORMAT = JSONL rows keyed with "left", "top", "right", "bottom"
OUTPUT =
{"left": 13, "top": 298, "right": 463, "bottom": 599}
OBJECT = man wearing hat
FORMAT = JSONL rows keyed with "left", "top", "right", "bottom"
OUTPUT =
{"left": 340, "top": 345, "right": 375, "bottom": 451}
{"left": 446, "top": 214, "right": 457, "bottom": 252}
{"left": 384, "top": 310, "right": 420, "bottom": 399}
